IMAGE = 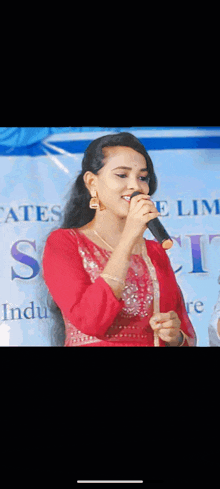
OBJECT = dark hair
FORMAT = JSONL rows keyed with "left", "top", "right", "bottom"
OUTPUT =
{"left": 46, "top": 132, "right": 158, "bottom": 345}
{"left": 61, "top": 132, "right": 157, "bottom": 229}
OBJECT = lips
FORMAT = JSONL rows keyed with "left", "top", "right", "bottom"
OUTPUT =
{"left": 121, "top": 195, "right": 132, "bottom": 202}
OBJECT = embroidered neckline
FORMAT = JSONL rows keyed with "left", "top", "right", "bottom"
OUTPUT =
{"left": 73, "top": 227, "right": 146, "bottom": 256}
{"left": 68, "top": 227, "right": 161, "bottom": 346}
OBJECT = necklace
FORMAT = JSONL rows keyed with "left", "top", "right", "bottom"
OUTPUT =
{"left": 92, "top": 229, "right": 145, "bottom": 255}
{"left": 92, "top": 230, "right": 114, "bottom": 251}
{"left": 93, "top": 229, "right": 144, "bottom": 256}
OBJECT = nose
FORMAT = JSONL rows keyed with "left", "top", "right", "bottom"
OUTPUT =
{"left": 127, "top": 174, "right": 142, "bottom": 192}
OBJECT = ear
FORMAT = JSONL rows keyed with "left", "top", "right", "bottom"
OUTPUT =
{"left": 83, "top": 171, "right": 98, "bottom": 194}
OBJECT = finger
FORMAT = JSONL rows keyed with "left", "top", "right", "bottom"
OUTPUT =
{"left": 136, "top": 194, "right": 151, "bottom": 202}
{"left": 149, "top": 317, "right": 162, "bottom": 330}
{"left": 130, "top": 194, "right": 151, "bottom": 208}
{"left": 150, "top": 313, "right": 171, "bottom": 325}
{"left": 133, "top": 199, "right": 156, "bottom": 214}
{"left": 130, "top": 200, "right": 156, "bottom": 214}
{"left": 150, "top": 322, "right": 162, "bottom": 331}
{"left": 159, "top": 332, "right": 173, "bottom": 343}
{"left": 145, "top": 210, "right": 161, "bottom": 223}
{"left": 160, "top": 327, "right": 179, "bottom": 337}
{"left": 158, "top": 331, "right": 170, "bottom": 342}
{"left": 152, "top": 311, "right": 178, "bottom": 322}
{"left": 158, "top": 319, "right": 181, "bottom": 329}
{"left": 138, "top": 201, "right": 160, "bottom": 219}
{"left": 163, "top": 311, "right": 178, "bottom": 320}
{"left": 159, "top": 328, "right": 179, "bottom": 342}
{"left": 143, "top": 204, "right": 159, "bottom": 216}
{"left": 150, "top": 315, "right": 181, "bottom": 333}
{"left": 129, "top": 195, "right": 159, "bottom": 218}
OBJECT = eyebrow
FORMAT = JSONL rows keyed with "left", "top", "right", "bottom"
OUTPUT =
{"left": 112, "top": 166, "right": 148, "bottom": 172}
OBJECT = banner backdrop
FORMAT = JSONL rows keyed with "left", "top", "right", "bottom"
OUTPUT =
{"left": 1, "top": 127, "right": 220, "bottom": 346}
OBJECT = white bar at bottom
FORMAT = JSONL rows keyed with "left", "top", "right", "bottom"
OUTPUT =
{"left": 77, "top": 482, "right": 143, "bottom": 484}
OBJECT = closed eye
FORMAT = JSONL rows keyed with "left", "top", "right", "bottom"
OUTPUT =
{"left": 140, "top": 176, "right": 150, "bottom": 183}
{"left": 116, "top": 174, "right": 150, "bottom": 183}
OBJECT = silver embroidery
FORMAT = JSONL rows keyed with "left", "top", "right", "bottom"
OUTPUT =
{"left": 66, "top": 229, "right": 159, "bottom": 346}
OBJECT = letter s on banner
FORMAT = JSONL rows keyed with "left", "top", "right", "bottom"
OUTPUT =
{"left": 11, "top": 240, "right": 40, "bottom": 280}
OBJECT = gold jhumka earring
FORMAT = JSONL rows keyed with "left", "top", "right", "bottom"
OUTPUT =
{"left": 89, "top": 191, "right": 106, "bottom": 211}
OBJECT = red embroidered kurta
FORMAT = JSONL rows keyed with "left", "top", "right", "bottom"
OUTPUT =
{"left": 42, "top": 228, "right": 196, "bottom": 346}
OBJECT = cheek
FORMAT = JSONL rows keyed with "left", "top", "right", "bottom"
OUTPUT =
{"left": 142, "top": 183, "right": 150, "bottom": 193}
{"left": 98, "top": 176, "right": 125, "bottom": 196}
{"left": 98, "top": 180, "right": 129, "bottom": 213}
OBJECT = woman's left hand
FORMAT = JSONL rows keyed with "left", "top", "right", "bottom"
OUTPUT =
{"left": 149, "top": 311, "right": 182, "bottom": 346}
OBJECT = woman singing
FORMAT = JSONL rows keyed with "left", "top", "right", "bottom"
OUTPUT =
{"left": 43, "top": 132, "right": 196, "bottom": 346}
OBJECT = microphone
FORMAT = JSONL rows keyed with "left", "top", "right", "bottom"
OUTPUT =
{"left": 130, "top": 191, "right": 173, "bottom": 250}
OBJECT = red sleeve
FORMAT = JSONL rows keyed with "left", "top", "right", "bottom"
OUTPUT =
{"left": 146, "top": 240, "right": 197, "bottom": 346}
{"left": 175, "top": 284, "right": 197, "bottom": 346}
{"left": 42, "top": 229, "right": 124, "bottom": 338}
{"left": 160, "top": 245, "right": 197, "bottom": 346}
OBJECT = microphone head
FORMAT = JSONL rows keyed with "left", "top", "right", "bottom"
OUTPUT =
{"left": 130, "top": 191, "right": 141, "bottom": 200}
{"left": 162, "top": 239, "right": 173, "bottom": 250}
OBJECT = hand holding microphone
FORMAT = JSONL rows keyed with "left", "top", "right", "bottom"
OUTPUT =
{"left": 122, "top": 191, "right": 173, "bottom": 250}
{"left": 130, "top": 191, "right": 173, "bottom": 249}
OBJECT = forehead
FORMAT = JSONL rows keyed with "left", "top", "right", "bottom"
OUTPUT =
{"left": 102, "top": 146, "right": 147, "bottom": 169}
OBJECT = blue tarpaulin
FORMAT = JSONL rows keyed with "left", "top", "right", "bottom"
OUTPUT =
{"left": 0, "top": 127, "right": 220, "bottom": 156}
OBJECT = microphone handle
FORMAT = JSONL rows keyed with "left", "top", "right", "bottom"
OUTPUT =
{"left": 129, "top": 191, "right": 173, "bottom": 249}
{"left": 147, "top": 217, "right": 173, "bottom": 249}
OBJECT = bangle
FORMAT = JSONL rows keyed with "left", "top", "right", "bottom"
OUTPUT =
{"left": 100, "top": 273, "right": 125, "bottom": 288}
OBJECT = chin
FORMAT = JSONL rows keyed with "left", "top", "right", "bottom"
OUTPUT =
{"left": 107, "top": 202, "right": 129, "bottom": 219}
{"left": 116, "top": 210, "right": 129, "bottom": 219}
